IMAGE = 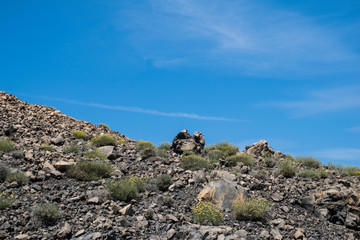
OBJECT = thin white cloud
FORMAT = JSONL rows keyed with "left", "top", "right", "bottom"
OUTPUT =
{"left": 263, "top": 85, "right": 360, "bottom": 118}
{"left": 116, "top": 0, "right": 359, "bottom": 76}
{"left": 347, "top": 126, "right": 360, "bottom": 133}
{"left": 36, "top": 96, "right": 240, "bottom": 122}
{"left": 313, "top": 148, "right": 360, "bottom": 161}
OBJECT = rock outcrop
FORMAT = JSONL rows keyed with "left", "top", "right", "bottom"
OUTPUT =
{"left": 171, "top": 129, "right": 205, "bottom": 154}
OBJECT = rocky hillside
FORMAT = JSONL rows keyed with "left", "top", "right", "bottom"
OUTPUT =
{"left": 0, "top": 91, "right": 359, "bottom": 240}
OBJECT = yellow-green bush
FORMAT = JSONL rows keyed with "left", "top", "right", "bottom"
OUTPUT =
{"left": 33, "top": 203, "right": 61, "bottom": 226}
{"left": 206, "top": 141, "right": 238, "bottom": 161}
{"left": 117, "top": 139, "right": 125, "bottom": 145}
{"left": 192, "top": 201, "right": 223, "bottom": 226}
{"left": 226, "top": 154, "right": 254, "bottom": 167}
{"left": 72, "top": 130, "right": 88, "bottom": 139}
{"left": 279, "top": 161, "right": 296, "bottom": 178}
{"left": 0, "top": 192, "right": 13, "bottom": 210}
{"left": 181, "top": 155, "right": 211, "bottom": 170}
{"left": 136, "top": 140, "right": 155, "bottom": 151}
{"left": 105, "top": 177, "right": 145, "bottom": 202}
{"left": 0, "top": 140, "right": 15, "bottom": 153}
{"left": 85, "top": 148, "right": 107, "bottom": 160}
{"left": 91, "top": 134, "right": 117, "bottom": 146}
{"left": 0, "top": 163, "right": 9, "bottom": 182}
{"left": 40, "top": 144, "right": 54, "bottom": 151}
{"left": 63, "top": 144, "right": 79, "bottom": 154}
{"left": 298, "top": 169, "right": 328, "bottom": 180}
{"left": 232, "top": 197, "right": 272, "bottom": 220}
{"left": 157, "top": 142, "right": 171, "bottom": 151}
{"left": 156, "top": 174, "right": 172, "bottom": 191}
{"left": 6, "top": 171, "right": 29, "bottom": 185}
{"left": 297, "top": 156, "right": 322, "bottom": 169}
{"left": 66, "top": 160, "right": 113, "bottom": 181}
{"left": 99, "top": 123, "right": 110, "bottom": 130}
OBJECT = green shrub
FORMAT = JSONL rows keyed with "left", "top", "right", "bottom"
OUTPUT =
{"left": 0, "top": 140, "right": 15, "bottom": 153}
{"left": 206, "top": 141, "right": 238, "bottom": 162}
{"left": 6, "top": 171, "right": 29, "bottom": 185}
{"left": 155, "top": 148, "right": 168, "bottom": 158}
{"left": 33, "top": 203, "right": 61, "bottom": 225}
{"left": 158, "top": 192, "right": 173, "bottom": 207}
{"left": 298, "top": 169, "right": 321, "bottom": 180}
{"left": 105, "top": 177, "right": 145, "bottom": 202}
{"left": 40, "top": 144, "right": 54, "bottom": 151}
{"left": 264, "top": 156, "right": 276, "bottom": 168}
{"left": 0, "top": 163, "right": 9, "bottom": 182}
{"left": 279, "top": 162, "right": 296, "bottom": 178}
{"left": 72, "top": 130, "right": 88, "bottom": 139}
{"left": 66, "top": 160, "right": 113, "bottom": 181}
{"left": 254, "top": 170, "right": 268, "bottom": 180}
{"left": 297, "top": 156, "right": 321, "bottom": 169}
{"left": 136, "top": 140, "right": 155, "bottom": 151}
{"left": 99, "top": 123, "right": 110, "bottom": 130}
{"left": 157, "top": 142, "right": 171, "bottom": 151}
{"left": 63, "top": 144, "right": 79, "bottom": 154}
{"left": 192, "top": 201, "right": 223, "bottom": 226}
{"left": 45, "top": 106, "right": 56, "bottom": 111}
{"left": 232, "top": 197, "right": 272, "bottom": 220}
{"left": 91, "top": 134, "right": 117, "bottom": 146}
{"left": 85, "top": 148, "right": 107, "bottom": 160}
{"left": 225, "top": 154, "right": 254, "bottom": 167}
{"left": 181, "top": 155, "right": 211, "bottom": 171}
{"left": 140, "top": 148, "right": 155, "bottom": 159}
{"left": 156, "top": 174, "right": 172, "bottom": 191}
{"left": 117, "top": 139, "right": 125, "bottom": 145}
{"left": 331, "top": 164, "right": 360, "bottom": 176}
{"left": 0, "top": 192, "right": 13, "bottom": 210}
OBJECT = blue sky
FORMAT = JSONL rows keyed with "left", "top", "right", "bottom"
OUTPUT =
{"left": 1, "top": 1, "right": 359, "bottom": 166}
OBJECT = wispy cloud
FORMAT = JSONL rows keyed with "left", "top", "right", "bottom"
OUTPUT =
{"left": 116, "top": 0, "right": 359, "bottom": 76}
{"left": 313, "top": 148, "right": 360, "bottom": 161}
{"left": 33, "top": 95, "right": 240, "bottom": 122}
{"left": 347, "top": 126, "right": 360, "bottom": 133}
{"left": 263, "top": 85, "right": 360, "bottom": 118}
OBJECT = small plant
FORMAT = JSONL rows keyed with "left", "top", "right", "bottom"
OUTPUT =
{"left": 72, "top": 130, "right": 88, "bottom": 139}
{"left": 192, "top": 201, "right": 223, "bottom": 226}
{"left": 279, "top": 161, "right": 296, "bottom": 178}
{"left": 158, "top": 192, "right": 173, "bottom": 207}
{"left": 181, "top": 155, "right": 211, "bottom": 171}
{"left": 0, "top": 163, "right": 9, "bottom": 182}
{"left": 233, "top": 197, "right": 272, "bottom": 220}
{"left": 264, "top": 156, "right": 276, "bottom": 168}
{"left": 0, "top": 139, "right": 15, "bottom": 153}
{"left": 45, "top": 106, "right": 56, "bottom": 111}
{"left": 254, "top": 169, "right": 267, "bottom": 180}
{"left": 157, "top": 142, "right": 171, "bottom": 151}
{"left": 298, "top": 169, "right": 328, "bottom": 180}
{"left": 136, "top": 140, "right": 155, "bottom": 151}
{"left": 33, "top": 203, "right": 61, "bottom": 225}
{"left": 140, "top": 148, "right": 155, "bottom": 159}
{"left": 85, "top": 148, "right": 107, "bottom": 160}
{"left": 297, "top": 156, "right": 321, "bottom": 169}
{"left": 155, "top": 148, "right": 168, "bottom": 158}
{"left": 66, "top": 160, "right": 113, "bottom": 181}
{"left": 226, "top": 154, "right": 254, "bottom": 167}
{"left": 206, "top": 141, "right": 238, "bottom": 160}
{"left": 40, "top": 144, "right": 54, "bottom": 151}
{"left": 99, "top": 123, "right": 110, "bottom": 130}
{"left": 6, "top": 171, "right": 29, "bottom": 185}
{"left": 105, "top": 177, "right": 145, "bottom": 202}
{"left": 0, "top": 192, "right": 13, "bottom": 210}
{"left": 156, "top": 174, "right": 172, "bottom": 191}
{"left": 63, "top": 144, "right": 79, "bottom": 154}
{"left": 117, "top": 139, "right": 125, "bottom": 145}
{"left": 91, "top": 134, "right": 117, "bottom": 146}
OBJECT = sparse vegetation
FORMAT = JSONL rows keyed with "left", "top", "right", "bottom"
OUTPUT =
{"left": 264, "top": 156, "right": 276, "bottom": 168}
{"left": 140, "top": 148, "right": 155, "bottom": 159}
{"left": 6, "top": 171, "right": 29, "bottom": 185}
{"left": 117, "top": 139, "right": 125, "bottom": 145}
{"left": 192, "top": 201, "right": 223, "bottom": 226}
{"left": 85, "top": 148, "right": 107, "bottom": 160}
{"left": 254, "top": 169, "right": 268, "bottom": 180}
{"left": 181, "top": 155, "right": 211, "bottom": 171}
{"left": 156, "top": 174, "right": 172, "bottom": 191}
{"left": 136, "top": 140, "right": 155, "bottom": 151}
{"left": 66, "top": 160, "right": 113, "bottom": 181}
{"left": 105, "top": 177, "right": 145, "bottom": 202}
{"left": 157, "top": 142, "right": 171, "bottom": 151}
{"left": 225, "top": 154, "right": 254, "bottom": 167}
{"left": 91, "top": 134, "right": 117, "bottom": 146}
{"left": 33, "top": 203, "right": 61, "bottom": 225}
{"left": 63, "top": 144, "right": 79, "bottom": 154}
{"left": 158, "top": 192, "right": 173, "bottom": 207}
{"left": 328, "top": 163, "right": 360, "bottom": 176}
{"left": 0, "top": 139, "right": 15, "bottom": 153}
{"left": 297, "top": 156, "right": 322, "bottom": 169}
{"left": 99, "top": 123, "right": 110, "bottom": 130}
{"left": 155, "top": 148, "right": 168, "bottom": 158}
{"left": 232, "top": 197, "right": 272, "bottom": 220}
{"left": 206, "top": 141, "right": 238, "bottom": 161}
{"left": 45, "top": 106, "right": 56, "bottom": 111}
{"left": 40, "top": 144, "right": 54, "bottom": 151}
{"left": 0, "top": 192, "right": 13, "bottom": 210}
{"left": 279, "top": 161, "right": 296, "bottom": 178}
{"left": 298, "top": 169, "right": 328, "bottom": 180}
{"left": 72, "top": 130, "right": 88, "bottom": 139}
{"left": 0, "top": 163, "right": 9, "bottom": 182}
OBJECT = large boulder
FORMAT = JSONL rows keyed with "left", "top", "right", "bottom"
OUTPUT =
{"left": 245, "top": 140, "right": 274, "bottom": 158}
{"left": 172, "top": 130, "right": 205, "bottom": 154}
